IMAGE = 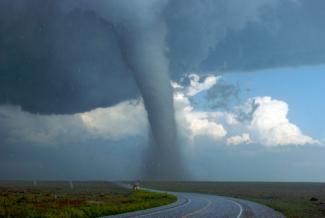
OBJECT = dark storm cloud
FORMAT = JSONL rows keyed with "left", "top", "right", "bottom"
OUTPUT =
{"left": 0, "top": 0, "right": 138, "bottom": 114}
{"left": 201, "top": 0, "right": 325, "bottom": 72}
{"left": 1, "top": 0, "right": 325, "bottom": 114}
{"left": 165, "top": 0, "right": 277, "bottom": 76}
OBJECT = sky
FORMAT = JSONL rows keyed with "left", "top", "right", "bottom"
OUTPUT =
{"left": 186, "top": 66, "right": 325, "bottom": 181}
{"left": 0, "top": 0, "right": 325, "bottom": 181}
{"left": 224, "top": 65, "right": 325, "bottom": 141}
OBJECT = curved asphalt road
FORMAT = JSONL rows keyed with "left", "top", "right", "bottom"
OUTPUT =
{"left": 103, "top": 188, "right": 285, "bottom": 218}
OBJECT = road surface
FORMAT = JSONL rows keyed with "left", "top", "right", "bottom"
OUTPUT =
{"left": 103, "top": 189, "right": 285, "bottom": 218}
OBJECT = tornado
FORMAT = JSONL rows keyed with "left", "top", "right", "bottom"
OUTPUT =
{"left": 120, "top": 31, "right": 184, "bottom": 179}
{"left": 113, "top": 6, "right": 186, "bottom": 180}
{"left": 66, "top": 0, "right": 186, "bottom": 179}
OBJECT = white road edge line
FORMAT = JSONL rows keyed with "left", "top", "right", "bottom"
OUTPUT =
{"left": 228, "top": 199, "right": 243, "bottom": 218}
{"left": 134, "top": 196, "right": 192, "bottom": 218}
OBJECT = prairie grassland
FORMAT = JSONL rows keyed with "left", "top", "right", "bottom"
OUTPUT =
{"left": 142, "top": 181, "right": 325, "bottom": 218}
{"left": 0, "top": 181, "right": 176, "bottom": 218}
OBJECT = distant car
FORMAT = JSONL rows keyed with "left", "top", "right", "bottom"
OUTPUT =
{"left": 132, "top": 182, "right": 140, "bottom": 190}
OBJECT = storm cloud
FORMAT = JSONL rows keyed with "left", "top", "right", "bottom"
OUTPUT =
{"left": 0, "top": 0, "right": 139, "bottom": 114}
{"left": 201, "top": 0, "right": 325, "bottom": 72}
{"left": 1, "top": 0, "right": 325, "bottom": 113}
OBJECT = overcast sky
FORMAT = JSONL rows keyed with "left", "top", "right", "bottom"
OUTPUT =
{"left": 0, "top": 0, "right": 324, "bottom": 181}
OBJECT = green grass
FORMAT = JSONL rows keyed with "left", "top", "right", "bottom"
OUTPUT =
{"left": 0, "top": 181, "right": 176, "bottom": 218}
{"left": 142, "top": 181, "right": 325, "bottom": 218}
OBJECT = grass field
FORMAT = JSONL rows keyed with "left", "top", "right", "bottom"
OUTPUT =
{"left": 142, "top": 181, "right": 325, "bottom": 218}
{"left": 0, "top": 181, "right": 176, "bottom": 218}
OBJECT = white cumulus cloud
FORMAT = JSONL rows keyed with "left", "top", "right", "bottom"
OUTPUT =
{"left": 174, "top": 92, "right": 227, "bottom": 141}
{"left": 80, "top": 100, "right": 148, "bottom": 140}
{"left": 245, "top": 96, "right": 319, "bottom": 146}
{"left": 227, "top": 133, "right": 251, "bottom": 145}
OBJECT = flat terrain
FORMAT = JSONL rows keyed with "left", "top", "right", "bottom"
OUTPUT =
{"left": 142, "top": 181, "right": 325, "bottom": 218}
{"left": 0, "top": 181, "right": 176, "bottom": 218}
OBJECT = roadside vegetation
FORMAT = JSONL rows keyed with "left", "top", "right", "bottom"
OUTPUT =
{"left": 0, "top": 181, "right": 176, "bottom": 218}
{"left": 142, "top": 181, "right": 325, "bottom": 218}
